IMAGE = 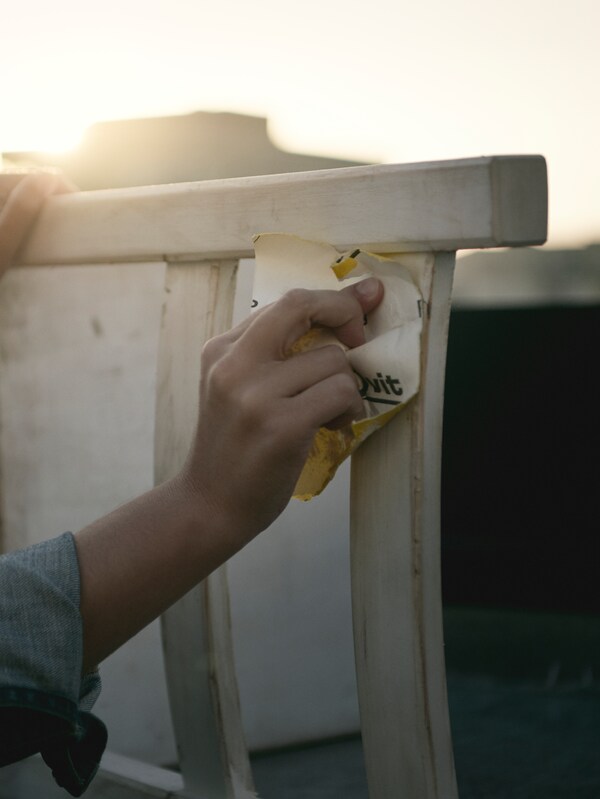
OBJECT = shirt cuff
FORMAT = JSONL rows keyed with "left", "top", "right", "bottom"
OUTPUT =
{"left": 0, "top": 685, "right": 107, "bottom": 796}
{"left": 0, "top": 532, "right": 107, "bottom": 795}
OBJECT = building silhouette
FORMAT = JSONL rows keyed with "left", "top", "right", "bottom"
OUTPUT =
{"left": 5, "top": 111, "right": 362, "bottom": 190}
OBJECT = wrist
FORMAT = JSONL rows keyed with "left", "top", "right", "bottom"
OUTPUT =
{"left": 169, "top": 466, "right": 250, "bottom": 567}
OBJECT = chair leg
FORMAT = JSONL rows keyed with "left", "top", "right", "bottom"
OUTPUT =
{"left": 350, "top": 252, "right": 458, "bottom": 798}
{"left": 155, "top": 259, "right": 255, "bottom": 798}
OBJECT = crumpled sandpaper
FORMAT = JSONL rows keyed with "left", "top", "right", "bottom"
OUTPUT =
{"left": 253, "top": 233, "right": 426, "bottom": 500}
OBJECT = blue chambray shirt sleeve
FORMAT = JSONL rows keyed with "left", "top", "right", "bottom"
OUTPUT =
{"left": 0, "top": 532, "right": 107, "bottom": 796}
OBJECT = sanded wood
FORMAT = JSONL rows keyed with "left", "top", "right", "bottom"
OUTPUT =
{"left": 154, "top": 259, "right": 255, "bottom": 799}
{"left": 350, "top": 252, "right": 458, "bottom": 798}
{"left": 16, "top": 156, "right": 547, "bottom": 267}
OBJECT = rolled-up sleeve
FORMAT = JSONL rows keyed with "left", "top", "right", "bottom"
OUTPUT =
{"left": 0, "top": 532, "right": 107, "bottom": 796}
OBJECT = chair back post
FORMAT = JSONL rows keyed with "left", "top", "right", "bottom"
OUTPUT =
{"left": 351, "top": 251, "right": 458, "bottom": 797}
{"left": 154, "top": 258, "right": 255, "bottom": 798}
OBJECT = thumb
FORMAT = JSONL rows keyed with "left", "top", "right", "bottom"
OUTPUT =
{"left": 349, "top": 276, "right": 385, "bottom": 314}
{"left": 334, "top": 277, "right": 384, "bottom": 349}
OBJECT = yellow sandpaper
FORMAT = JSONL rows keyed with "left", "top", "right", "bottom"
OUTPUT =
{"left": 252, "top": 233, "right": 426, "bottom": 500}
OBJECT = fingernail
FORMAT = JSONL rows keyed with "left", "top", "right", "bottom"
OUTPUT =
{"left": 354, "top": 277, "right": 380, "bottom": 301}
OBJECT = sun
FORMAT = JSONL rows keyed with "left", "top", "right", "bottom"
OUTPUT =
{"left": 0, "top": 111, "right": 90, "bottom": 157}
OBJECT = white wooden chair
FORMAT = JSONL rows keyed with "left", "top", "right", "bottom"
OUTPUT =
{"left": 0, "top": 156, "right": 547, "bottom": 798}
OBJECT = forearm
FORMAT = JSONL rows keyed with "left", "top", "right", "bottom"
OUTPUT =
{"left": 74, "top": 475, "right": 240, "bottom": 674}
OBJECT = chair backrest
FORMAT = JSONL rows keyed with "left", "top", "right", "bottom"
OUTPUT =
{"left": 0, "top": 157, "right": 547, "bottom": 798}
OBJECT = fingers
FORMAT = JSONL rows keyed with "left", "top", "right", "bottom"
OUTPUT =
{"left": 203, "top": 320, "right": 371, "bottom": 448}
{"left": 287, "top": 370, "right": 364, "bottom": 432}
{"left": 334, "top": 277, "right": 384, "bottom": 345}
{"left": 235, "top": 277, "right": 384, "bottom": 359}
{"left": 203, "top": 278, "right": 383, "bottom": 431}
{"left": 0, "top": 172, "right": 75, "bottom": 276}
{"left": 251, "top": 343, "right": 359, "bottom": 404}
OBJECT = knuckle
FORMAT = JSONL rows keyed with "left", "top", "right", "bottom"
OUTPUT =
{"left": 203, "top": 350, "right": 237, "bottom": 400}
{"left": 237, "top": 387, "right": 266, "bottom": 427}
{"left": 320, "top": 344, "right": 347, "bottom": 370}
{"left": 333, "top": 371, "right": 361, "bottom": 405}
{"left": 280, "top": 287, "right": 312, "bottom": 314}
{"left": 346, "top": 375, "right": 363, "bottom": 405}
{"left": 206, "top": 357, "right": 263, "bottom": 424}
{"left": 201, "top": 335, "right": 223, "bottom": 365}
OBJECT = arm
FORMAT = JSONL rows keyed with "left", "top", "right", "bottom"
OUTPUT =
{"left": 75, "top": 278, "right": 384, "bottom": 672}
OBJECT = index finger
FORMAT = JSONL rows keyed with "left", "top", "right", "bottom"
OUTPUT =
{"left": 237, "top": 278, "right": 384, "bottom": 360}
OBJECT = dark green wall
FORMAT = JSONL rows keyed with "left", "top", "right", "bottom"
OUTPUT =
{"left": 441, "top": 305, "right": 599, "bottom": 614}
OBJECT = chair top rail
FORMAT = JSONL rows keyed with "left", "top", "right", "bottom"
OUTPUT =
{"left": 17, "top": 155, "right": 547, "bottom": 267}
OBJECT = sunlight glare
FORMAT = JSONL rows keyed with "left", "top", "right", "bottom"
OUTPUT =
{"left": 1, "top": 110, "right": 89, "bottom": 155}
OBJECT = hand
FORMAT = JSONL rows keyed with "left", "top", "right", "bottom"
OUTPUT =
{"left": 0, "top": 172, "right": 75, "bottom": 279}
{"left": 182, "top": 277, "right": 385, "bottom": 545}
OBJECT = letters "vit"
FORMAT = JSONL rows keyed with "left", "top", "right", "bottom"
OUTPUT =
{"left": 356, "top": 372, "right": 403, "bottom": 405}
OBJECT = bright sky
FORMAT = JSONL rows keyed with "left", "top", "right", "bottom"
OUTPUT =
{"left": 1, "top": 0, "right": 599, "bottom": 247}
